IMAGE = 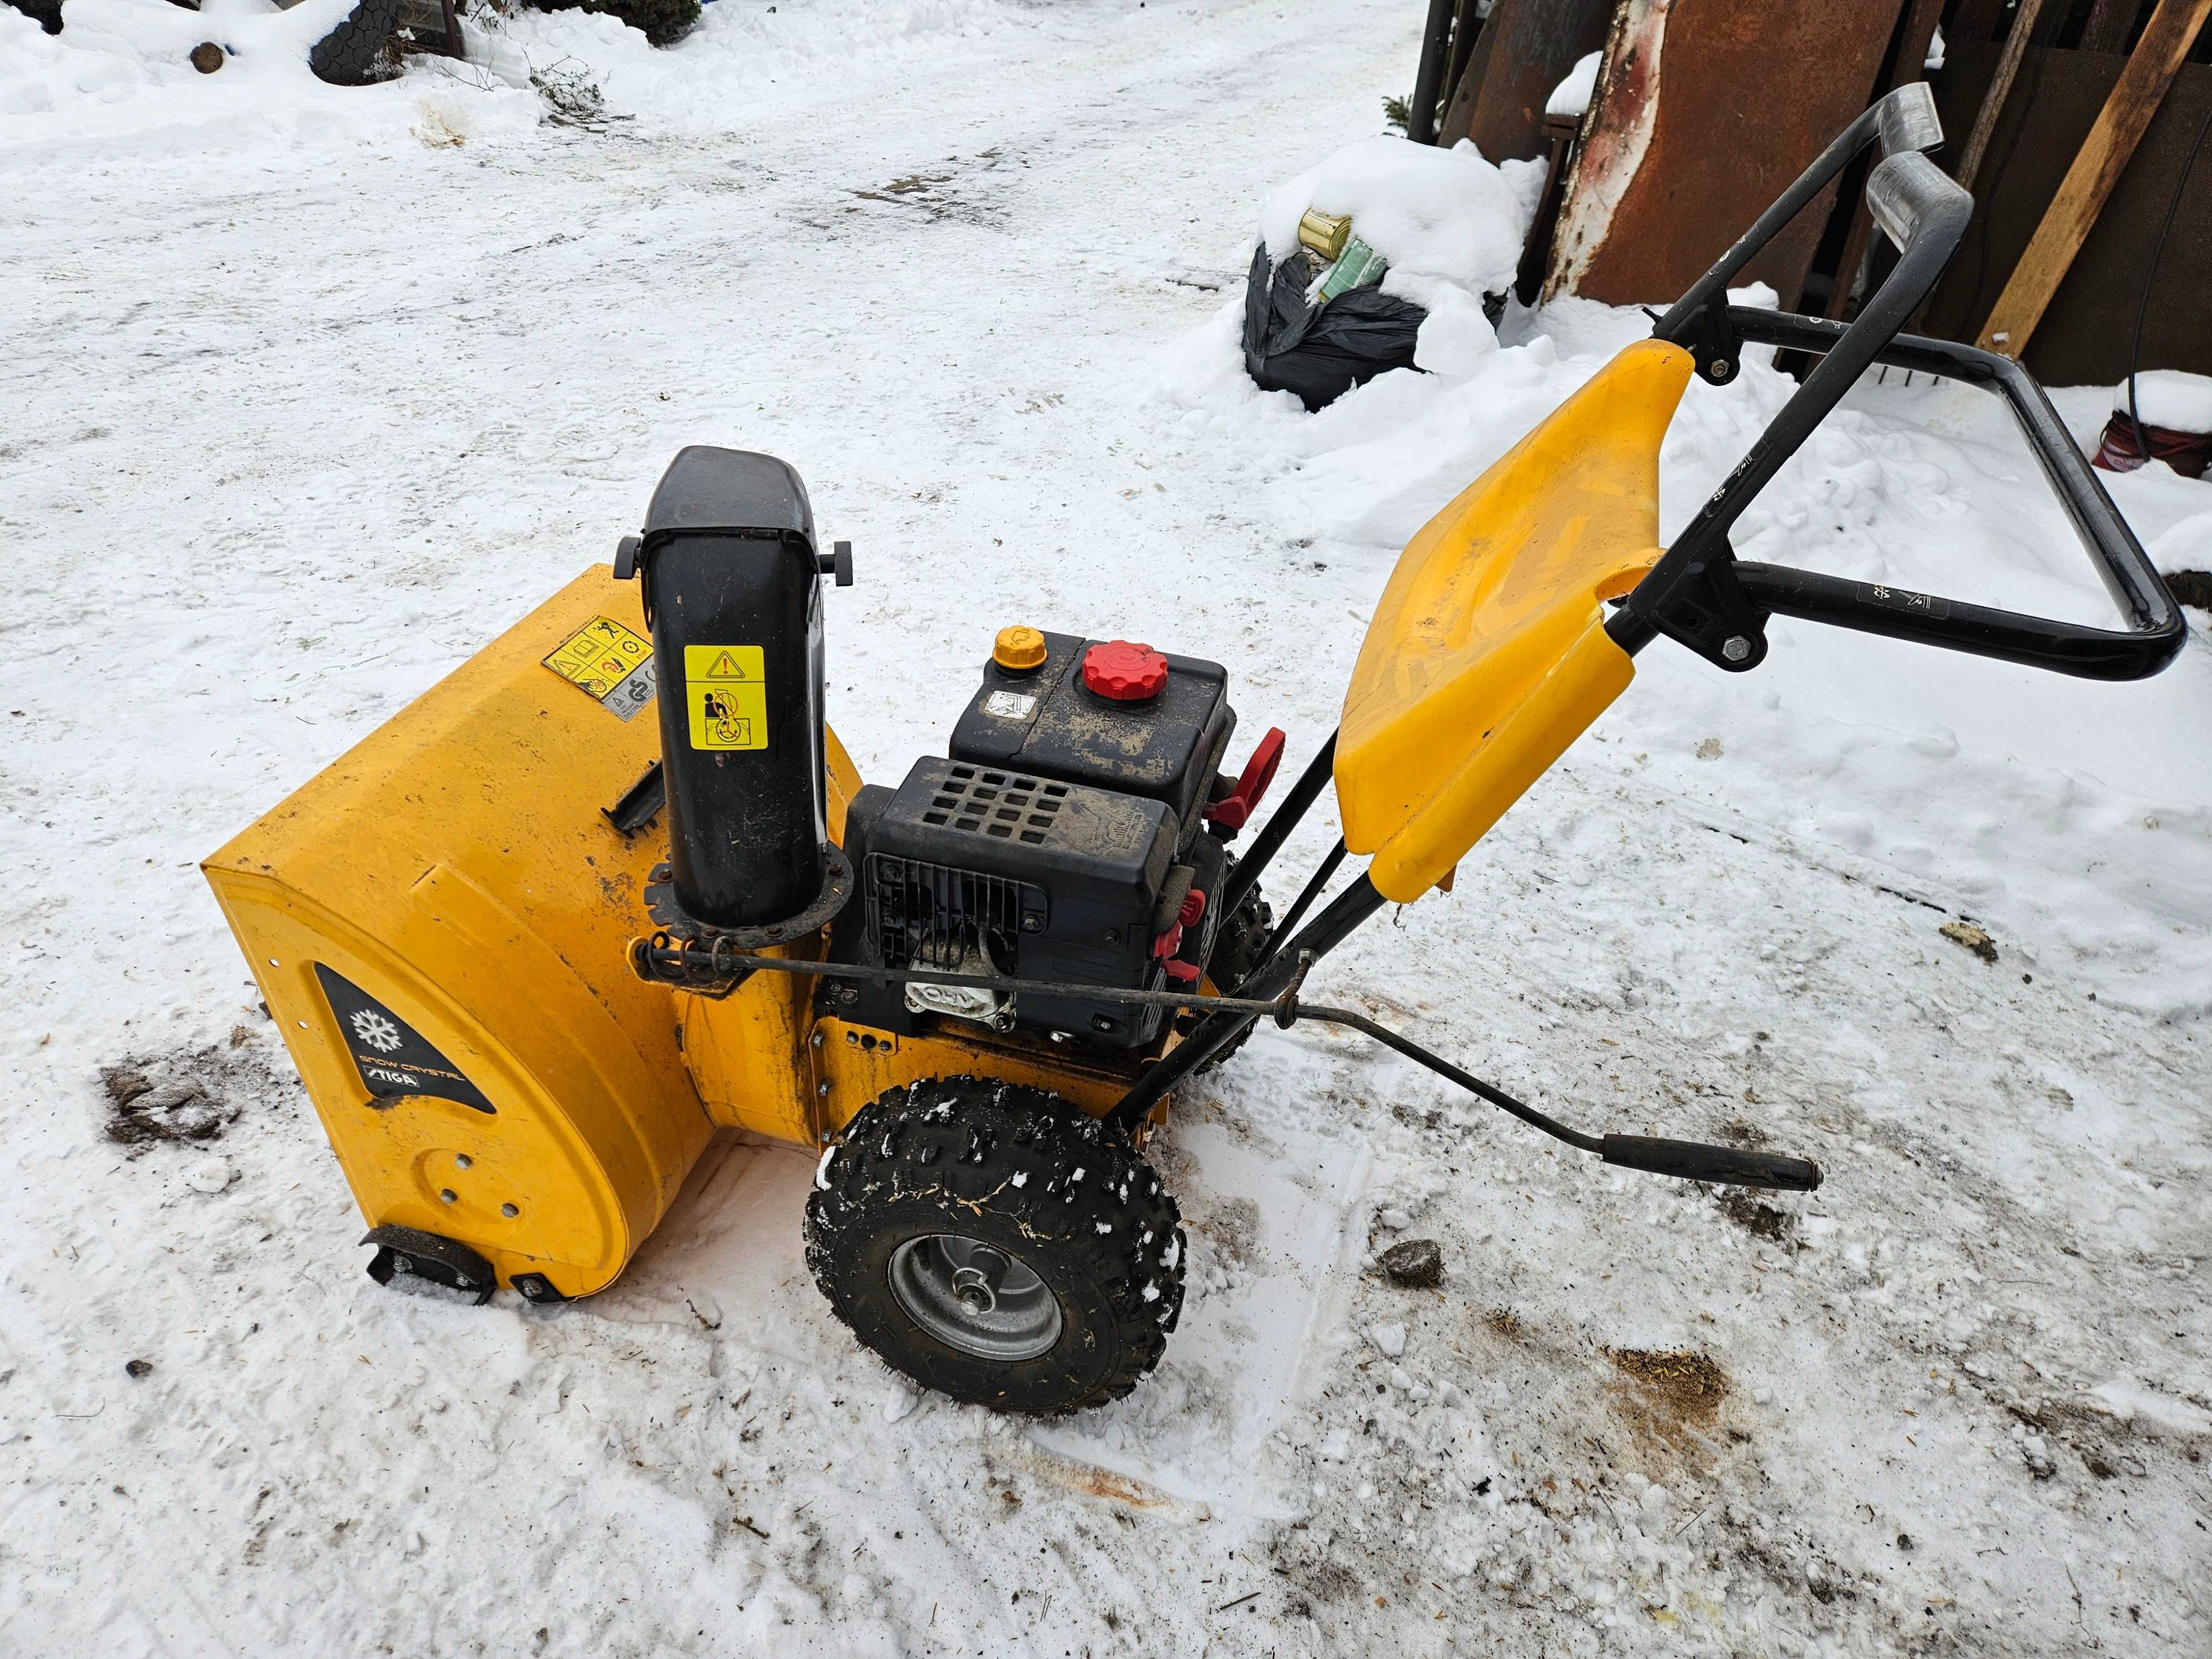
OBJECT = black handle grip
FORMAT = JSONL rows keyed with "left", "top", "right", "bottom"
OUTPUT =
{"left": 1865, "top": 151, "right": 1965, "bottom": 253}
{"left": 1601, "top": 1135, "right": 1823, "bottom": 1192}
{"left": 1875, "top": 80, "right": 1942, "bottom": 158}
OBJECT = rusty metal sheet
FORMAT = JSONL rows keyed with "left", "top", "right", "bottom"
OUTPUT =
{"left": 1544, "top": 0, "right": 1906, "bottom": 307}
{"left": 1438, "top": 0, "right": 1618, "bottom": 164}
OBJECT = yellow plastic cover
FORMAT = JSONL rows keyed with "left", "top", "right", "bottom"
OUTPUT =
{"left": 1337, "top": 340, "right": 1694, "bottom": 901}
{"left": 204, "top": 568, "right": 866, "bottom": 1297}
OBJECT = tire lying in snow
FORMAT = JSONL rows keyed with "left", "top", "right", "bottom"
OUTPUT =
{"left": 309, "top": 0, "right": 405, "bottom": 86}
{"left": 805, "top": 1077, "right": 1186, "bottom": 1416}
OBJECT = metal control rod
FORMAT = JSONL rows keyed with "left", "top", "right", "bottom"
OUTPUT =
{"left": 633, "top": 941, "right": 1824, "bottom": 1192}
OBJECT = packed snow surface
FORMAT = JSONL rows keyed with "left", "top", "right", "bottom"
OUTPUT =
{"left": 3, "top": 3, "right": 2209, "bottom": 1658}
{"left": 1, "top": 0, "right": 385, "bottom": 127}
{"left": 2114, "top": 368, "right": 2212, "bottom": 435}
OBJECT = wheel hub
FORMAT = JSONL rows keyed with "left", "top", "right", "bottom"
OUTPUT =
{"left": 888, "top": 1233, "right": 1061, "bottom": 1361}
{"left": 950, "top": 1246, "right": 1008, "bottom": 1314}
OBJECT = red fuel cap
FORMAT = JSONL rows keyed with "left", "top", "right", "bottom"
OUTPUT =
{"left": 1082, "top": 640, "right": 1168, "bottom": 701}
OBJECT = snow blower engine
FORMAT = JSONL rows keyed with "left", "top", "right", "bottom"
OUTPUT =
{"left": 204, "top": 85, "right": 2183, "bottom": 1416}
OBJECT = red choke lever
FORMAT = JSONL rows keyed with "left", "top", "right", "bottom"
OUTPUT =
{"left": 1204, "top": 728, "right": 1287, "bottom": 833}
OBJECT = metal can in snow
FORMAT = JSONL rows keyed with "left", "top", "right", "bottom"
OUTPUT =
{"left": 1297, "top": 209, "right": 1352, "bottom": 262}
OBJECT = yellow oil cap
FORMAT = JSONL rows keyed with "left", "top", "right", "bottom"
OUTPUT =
{"left": 993, "top": 625, "right": 1047, "bottom": 672}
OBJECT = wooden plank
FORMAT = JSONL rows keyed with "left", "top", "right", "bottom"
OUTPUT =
{"left": 1975, "top": 0, "right": 2212, "bottom": 355}
{"left": 1955, "top": 0, "right": 2054, "bottom": 191}
{"left": 2079, "top": 0, "right": 2147, "bottom": 55}
{"left": 1823, "top": 0, "right": 1948, "bottom": 320}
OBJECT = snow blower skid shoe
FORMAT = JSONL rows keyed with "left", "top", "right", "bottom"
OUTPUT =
{"left": 204, "top": 82, "right": 2184, "bottom": 1417}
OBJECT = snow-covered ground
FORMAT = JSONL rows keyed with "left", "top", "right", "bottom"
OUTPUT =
{"left": 3, "top": 2, "right": 2208, "bottom": 1655}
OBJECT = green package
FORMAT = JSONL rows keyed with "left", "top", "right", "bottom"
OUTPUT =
{"left": 1315, "top": 236, "right": 1388, "bottom": 304}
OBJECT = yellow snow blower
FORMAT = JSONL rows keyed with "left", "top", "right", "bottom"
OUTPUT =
{"left": 205, "top": 87, "right": 2182, "bottom": 1414}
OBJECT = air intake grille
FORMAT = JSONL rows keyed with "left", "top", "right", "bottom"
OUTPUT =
{"left": 868, "top": 855, "right": 1041, "bottom": 971}
{"left": 919, "top": 765, "right": 1070, "bottom": 846}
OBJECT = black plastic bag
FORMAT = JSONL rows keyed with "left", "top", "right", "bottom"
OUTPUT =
{"left": 1241, "top": 242, "right": 1426, "bottom": 411}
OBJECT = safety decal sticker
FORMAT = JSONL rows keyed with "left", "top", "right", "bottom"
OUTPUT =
{"left": 542, "top": 616, "right": 658, "bottom": 722}
{"left": 685, "top": 644, "right": 768, "bottom": 751}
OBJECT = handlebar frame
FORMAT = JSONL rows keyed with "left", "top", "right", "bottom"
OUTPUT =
{"left": 1610, "top": 83, "right": 2185, "bottom": 684}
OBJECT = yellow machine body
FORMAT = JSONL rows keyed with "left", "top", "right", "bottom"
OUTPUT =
{"left": 204, "top": 567, "right": 1176, "bottom": 1299}
{"left": 1335, "top": 339, "right": 1694, "bottom": 901}
{"left": 204, "top": 345, "right": 1697, "bottom": 1300}
{"left": 205, "top": 571, "right": 709, "bottom": 1297}
{"left": 684, "top": 1008, "right": 1161, "bottom": 1144}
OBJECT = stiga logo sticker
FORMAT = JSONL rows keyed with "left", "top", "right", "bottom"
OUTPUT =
{"left": 543, "top": 616, "right": 657, "bottom": 721}
{"left": 685, "top": 644, "right": 768, "bottom": 750}
{"left": 313, "top": 964, "right": 496, "bottom": 1114}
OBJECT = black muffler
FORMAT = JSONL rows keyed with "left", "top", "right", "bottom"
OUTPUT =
{"left": 617, "top": 446, "right": 852, "bottom": 938}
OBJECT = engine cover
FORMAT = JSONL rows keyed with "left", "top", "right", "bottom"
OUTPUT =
{"left": 830, "top": 757, "right": 1191, "bottom": 1048}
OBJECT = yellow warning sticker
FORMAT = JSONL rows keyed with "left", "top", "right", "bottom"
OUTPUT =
{"left": 542, "top": 617, "right": 658, "bottom": 722}
{"left": 685, "top": 644, "right": 768, "bottom": 751}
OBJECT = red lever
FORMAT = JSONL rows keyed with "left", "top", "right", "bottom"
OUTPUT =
{"left": 1156, "top": 886, "right": 1208, "bottom": 982}
{"left": 1178, "top": 886, "right": 1207, "bottom": 928}
{"left": 1204, "top": 727, "right": 1287, "bottom": 832}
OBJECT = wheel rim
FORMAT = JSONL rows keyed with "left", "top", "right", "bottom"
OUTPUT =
{"left": 886, "top": 1233, "right": 1063, "bottom": 1361}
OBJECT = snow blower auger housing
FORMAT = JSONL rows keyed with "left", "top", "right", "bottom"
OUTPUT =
{"left": 205, "top": 84, "right": 2184, "bottom": 1415}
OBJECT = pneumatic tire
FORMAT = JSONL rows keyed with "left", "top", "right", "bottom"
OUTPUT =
{"left": 804, "top": 1077, "right": 1186, "bottom": 1416}
{"left": 308, "top": 0, "right": 404, "bottom": 86}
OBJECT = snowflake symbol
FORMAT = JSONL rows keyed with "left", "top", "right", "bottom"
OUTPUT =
{"left": 350, "top": 1009, "right": 403, "bottom": 1054}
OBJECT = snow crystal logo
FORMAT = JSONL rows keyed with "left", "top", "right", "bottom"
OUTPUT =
{"left": 350, "top": 1009, "right": 404, "bottom": 1054}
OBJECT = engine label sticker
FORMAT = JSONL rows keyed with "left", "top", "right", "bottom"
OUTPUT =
{"left": 685, "top": 644, "right": 769, "bottom": 751}
{"left": 543, "top": 616, "right": 657, "bottom": 722}
{"left": 313, "top": 964, "right": 497, "bottom": 1114}
{"left": 982, "top": 690, "right": 1037, "bottom": 721}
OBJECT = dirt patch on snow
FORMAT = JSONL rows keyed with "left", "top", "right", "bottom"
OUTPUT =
{"left": 1296, "top": 1556, "right": 1362, "bottom": 1606}
{"left": 99, "top": 1036, "right": 282, "bottom": 1152}
{"left": 1188, "top": 1194, "right": 1262, "bottom": 1269}
{"left": 1939, "top": 919, "right": 1999, "bottom": 963}
{"left": 1607, "top": 1348, "right": 1731, "bottom": 1447}
{"left": 1715, "top": 1187, "right": 1799, "bottom": 1246}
